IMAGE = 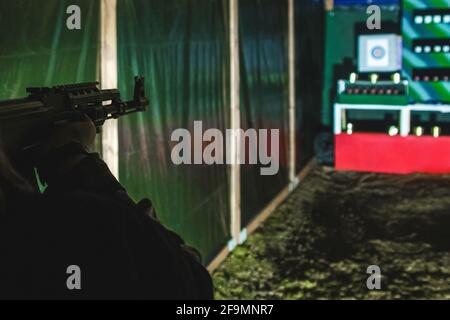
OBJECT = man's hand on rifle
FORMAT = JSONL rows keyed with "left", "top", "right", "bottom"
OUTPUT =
{"left": 37, "top": 114, "right": 97, "bottom": 184}
{"left": 43, "top": 114, "right": 96, "bottom": 153}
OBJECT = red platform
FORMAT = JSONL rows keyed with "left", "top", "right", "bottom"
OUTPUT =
{"left": 335, "top": 133, "right": 450, "bottom": 174}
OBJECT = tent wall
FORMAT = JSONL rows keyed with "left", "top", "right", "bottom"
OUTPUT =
{"left": 295, "top": 0, "right": 324, "bottom": 169}
{"left": 238, "top": 0, "right": 290, "bottom": 226}
{"left": 116, "top": 0, "right": 231, "bottom": 262}
{"left": 0, "top": 0, "right": 99, "bottom": 100}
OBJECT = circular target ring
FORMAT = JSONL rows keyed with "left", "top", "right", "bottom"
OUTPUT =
{"left": 371, "top": 46, "right": 386, "bottom": 60}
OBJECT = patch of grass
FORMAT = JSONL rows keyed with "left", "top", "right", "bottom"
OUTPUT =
{"left": 213, "top": 166, "right": 450, "bottom": 299}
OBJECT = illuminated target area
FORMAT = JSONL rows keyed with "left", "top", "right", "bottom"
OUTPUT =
{"left": 334, "top": 0, "right": 450, "bottom": 174}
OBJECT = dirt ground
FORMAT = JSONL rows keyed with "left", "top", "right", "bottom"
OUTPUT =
{"left": 212, "top": 166, "right": 450, "bottom": 299}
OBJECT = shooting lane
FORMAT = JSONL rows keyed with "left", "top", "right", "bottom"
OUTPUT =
{"left": 1, "top": 0, "right": 449, "bottom": 301}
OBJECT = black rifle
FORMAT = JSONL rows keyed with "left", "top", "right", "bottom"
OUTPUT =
{"left": 0, "top": 76, "right": 148, "bottom": 159}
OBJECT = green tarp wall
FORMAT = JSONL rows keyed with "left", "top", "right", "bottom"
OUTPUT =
{"left": 0, "top": 0, "right": 321, "bottom": 264}
{"left": 295, "top": 0, "right": 324, "bottom": 168}
{"left": 117, "top": 0, "right": 231, "bottom": 262}
{"left": 239, "top": 0, "right": 289, "bottom": 225}
{"left": 0, "top": 0, "right": 99, "bottom": 100}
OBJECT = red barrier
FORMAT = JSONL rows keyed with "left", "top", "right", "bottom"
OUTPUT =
{"left": 335, "top": 133, "right": 450, "bottom": 174}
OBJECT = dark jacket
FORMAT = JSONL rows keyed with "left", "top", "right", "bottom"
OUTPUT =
{"left": 0, "top": 148, "right": 213, "bottom": 299}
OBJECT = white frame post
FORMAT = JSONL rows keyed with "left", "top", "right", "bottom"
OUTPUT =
{"left": 229, "top": 0, "right": 241, "bottom": 247}
{"left": 100, "top": 0, "right": 119, "bottom": 178}
{"left": 334, "top": 104, "right": 343, "bottom": 134}
{"left": 288, "top": 0, "right": 297, "bottom": 188}
{"left": 400, "top": 108, "right": 411, "bottom": 137}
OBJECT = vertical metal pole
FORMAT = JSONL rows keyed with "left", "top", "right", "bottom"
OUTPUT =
{"left": 288, "top": 0, "right": 296, "bottom": 185}
{"left": 230, "top": 0, "right": 241, "bottom": 246}
{"left": 100, "top": 0, "right": 119, "bottom": 178}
